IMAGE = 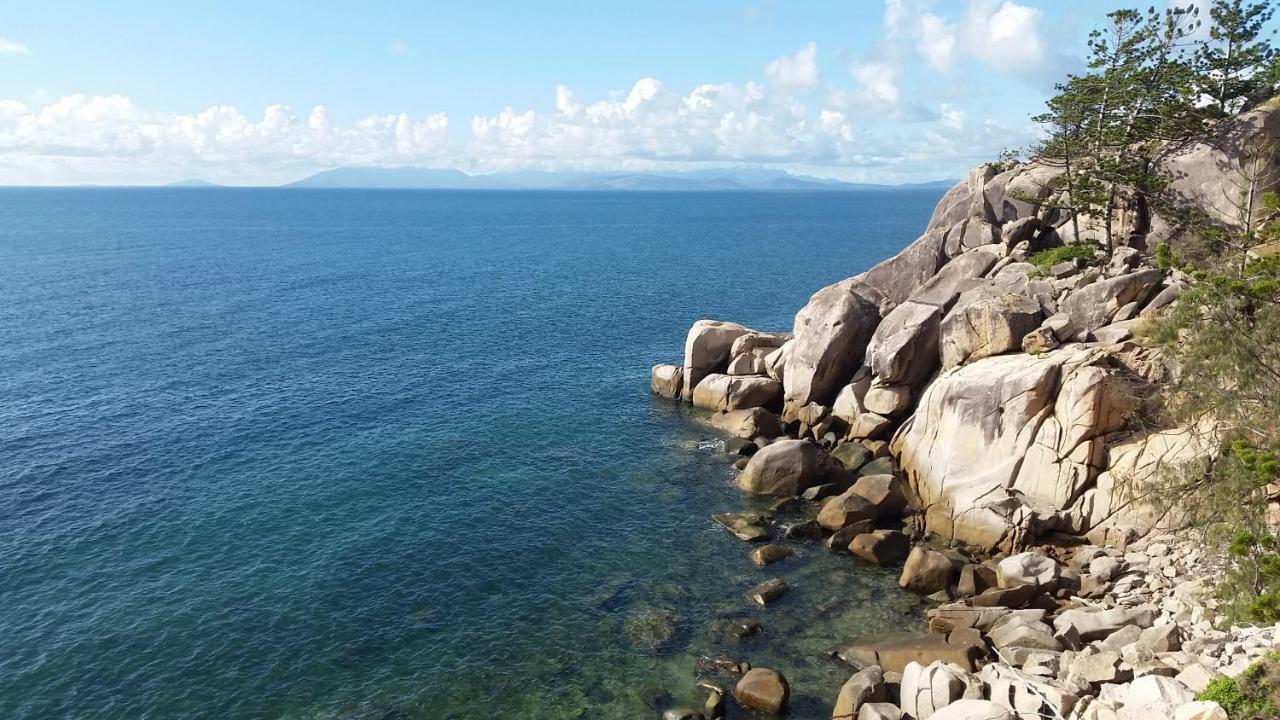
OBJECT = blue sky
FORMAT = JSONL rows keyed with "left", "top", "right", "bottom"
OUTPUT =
{"left": 0, "top": 1, "right": 1219, "bottom": 185}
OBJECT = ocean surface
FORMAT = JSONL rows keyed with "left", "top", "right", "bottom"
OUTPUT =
{"left": 0, "top": 188, "right": 943, "bottom": 719}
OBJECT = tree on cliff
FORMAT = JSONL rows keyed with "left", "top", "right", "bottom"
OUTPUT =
{"left": 1197, "top": 0, "right": 1278, "bottom": 116}
{"left": 1032, "top": 6, "right": 1206, "bottom": 248}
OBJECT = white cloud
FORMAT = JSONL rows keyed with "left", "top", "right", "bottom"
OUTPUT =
{"left": 878, "top": 0, "right": 1075, "bottom": 85}
{"left": 918, "top": 13, "right": 957, "bottom": 72}
{"left": 0, "top": 95, "right": 449, "bottom": 182}
{"left": 764, "top": 42, "right": 819, "bottom": 92}
{"left": 850, "top": 61, "right": 901, "bottom": 109}
{"left": 0, "top": 37, "right": 31, "bottom": 55}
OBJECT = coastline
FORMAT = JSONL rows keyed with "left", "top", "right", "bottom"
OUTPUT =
{"left": 647, "top": 102, "right": 1280, "bottom": 719}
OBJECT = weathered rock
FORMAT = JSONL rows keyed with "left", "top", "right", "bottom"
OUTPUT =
{"left": 1124, "top": 675, "right": 1195, "bottom": 707}
{"left": 956, "top": 564, "right": 998, "bottom": 598}
{"left": 857, "top": 702, "right": 903, "bottom": 720}
{"left": 750, "top": 544, "right": 793, "bottom": 567}
{"left": 851, "top": 474, "right": 909, "bottom": 515}
{"left": 692, "top": 373, "right": 782, "bottom": 412}
{"left": 835, "top": 631, "right": 982, "bottom": 674}
{"left": 734, "top": 667, "right": 790, "bottom": 715}
{"left": 865, "top": 301, "right": 943, "bottom": 388}
{"left": 1060, "top": 269, "right": 1163, "bottom": 336}
{"left": 1021, "top": 325, "right": 1059, "bottom": 354}
{"left": 833, "top": 665, "right": 885, "bottom": 720}
{"left": 996, "top": 552, "right": 1060, "bottom": 589}
{"left": 849, "top": 411, "right": 893, "bottom": 440}
{"left": 784, "top": 279, "right": 882, "bottom": 410}
{"left": 832, "top": 442, "right": 873, "bottom": 471}
{"left": 1072, "top": 650, "right": 1128, "bottom": 684}
{"left": 1174, "top": 664, "right": 1219, "bottom": 694}
{"left": 892, "top": 345, "right": 1137, "bottom": 551}
{"left": 1052, "top": 605, "right": 1156, "bottom": 642}
{"left": 738, "top": 440, "right": 831, "bottom": 496}
{"left": 746, "top": 578, "right": 789, "bottom": 606}
{"left": 1135, "top": 624, "right": 1182, "bottom": 654}
{"left": 926, "top": 699, "right": 1013, "bottom": 720}
{"left": 826, "top": 520, "right": 876, "bottom": 551}
{"left": 864, "top": 383, "right": 914, "bottom": 417}
{"left": 900, "top": 546, "right": 956, "bottom": 594}
{"left": 819, "top": 488, "right": 880, "bottom": 531}
{"left": 731, "top": 331, "right": 790, "bottom": 359}
{"left": 727, "top": 352, "right": 769, "bottom": 376}
{"left": 712, "top": 512, "right": 772, "bottom": 542}
{"left": 901, "top": 661, "right": 983, "bottom": 720}
{"left": 850, "top": 530, "right": 912, "bottom": 566}
{"left": 987, "top": 615, "right": 1062, "bottom": 652}
{"left": 707, "top": 407, "right": 783, "bottom": 439}
{"left": 940, "top": 286, "right": 1043, "bottom": 368}
{"left": 1172, "top": 701, "right": 1228, "bottom": 720}
{"left": 652, "top": 363, "right": 684, "bottom": 398}
{"left": 683, "top": 320, "right": 751, "bottom": 398}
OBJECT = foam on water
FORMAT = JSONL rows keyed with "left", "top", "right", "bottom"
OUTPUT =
{"left": 0, "top": 188, "right": 943, "bottom": 719}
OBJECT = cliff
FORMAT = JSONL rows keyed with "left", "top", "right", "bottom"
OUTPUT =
{"left": 653, "top": 102, "right": 1280, "bottom": 555}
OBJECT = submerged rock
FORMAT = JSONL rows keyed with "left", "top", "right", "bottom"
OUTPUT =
{"left": 623, "top": 607, "right": 679, "bottom": 653}
{"left": 746, "top": 578, "right": 789, "bottom": 606}
{"left": 749, "top": 544, "right": 793, "bottom": 567}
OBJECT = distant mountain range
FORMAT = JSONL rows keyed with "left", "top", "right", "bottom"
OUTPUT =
{"left": 280, "top": 167, "right": 957, "bottom": 192}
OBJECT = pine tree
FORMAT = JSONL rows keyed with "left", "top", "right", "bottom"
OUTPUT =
{"left": 1197, "top": 0, "right": 1278, "bottom": 116}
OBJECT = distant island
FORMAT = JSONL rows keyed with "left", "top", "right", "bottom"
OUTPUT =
{"left": 165, "top": 179, "right": 223, "bottom": 188}
{"left": 281, "top": 166, "right": 958, "bottom": 192}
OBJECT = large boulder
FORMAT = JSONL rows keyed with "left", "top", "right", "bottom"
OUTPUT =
{"left": 850, "top": 530, "right": 911, "bottom": 566}
{"left": 1052, "top": 605, "right": 1156, "bottom": 642}
{"left": 818, "top": 488, "right": 880, "bottom": 531}
{"left": 738, "top": 439, "right": 831, "bottom": 496}
{"left": 940, "top": 286, "right": 1043, "bottom": 368}
{"left": 1060, "top": 269, "right": 1163, "bottom": 337}
{"left": 995, "top": 552, "right": 1060, "bottom": 589}
{"left": 835, "top": 631, "right": 982, "bottom": 674}
{"left": 691, "top": 373, "right": 782, "bottom": 412}
{"left": 1157, "top": 103, "right": 1280, "bottom": 233}
{"left": 682, "top": 320, "right": 751, "bottom": 399}
{"left": 735, "top": 667, "right": 789, "bottom": 715}
{"left": 851, "top": 474, "right": 909, "bottom": 515}
{"left": 865, "top": 300, "right": 943, "bottom": 387}
{"left": 651, "top": 363, "right": 684, "bottom": 398}
{"left": 706, "top": 407, "right": 783, "bottom": 439}
{"left": 891, "top": 346, "right": 1129, "bottom": 551}
{"left": 928, "top": 165, "right": 999, "bottom": 232}
{"left": 899, "top": 546, "right": 956, "bottom": 594}
{"left": 900, "top": 661, "right": 983, "bottom": 720}
{"left": 783, "top": 279, "right": 882, "bottom": 410}
{"left": 833, "top": 665, "right": 885, "bottom": 720}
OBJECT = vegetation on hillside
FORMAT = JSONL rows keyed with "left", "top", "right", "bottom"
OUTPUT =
{"left": 1029, "top": 0, "right": 1280, "bottom": 624}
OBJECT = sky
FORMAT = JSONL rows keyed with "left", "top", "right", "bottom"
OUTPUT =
{"left": 0, "top": 0, "right": 1223, "bottom": 186}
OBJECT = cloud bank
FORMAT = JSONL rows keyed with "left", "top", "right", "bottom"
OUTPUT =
{"left": 0, "top": 1, "right": 1067, "bottom": 185}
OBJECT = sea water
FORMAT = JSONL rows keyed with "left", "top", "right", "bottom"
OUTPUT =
{"left": 0, "top": 188, "right": 943, "bottom": 719}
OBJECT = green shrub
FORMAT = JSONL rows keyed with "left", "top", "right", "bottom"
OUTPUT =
{"left": 1026, "top": 244, "right": 1100, "bottom": 273}
{"left": 1199, "top": 652, "right": 1280, "bottom": 718}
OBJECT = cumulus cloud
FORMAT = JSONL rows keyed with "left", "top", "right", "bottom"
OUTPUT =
{"left": 764, "top": 42, "right": 819, "bottom": 92}
{"left": 0, "top": 37, "right": 31, "bottom": 55}
{"left": 877, "top": 0, "right": 1076, "bottom": 85}
{"left": 0, "top": 95, "right": 449, "bottom": 182}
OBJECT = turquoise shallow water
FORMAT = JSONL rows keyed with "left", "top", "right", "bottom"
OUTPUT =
{"left": 0, "top": 188, "right": 942, "bottom": 719}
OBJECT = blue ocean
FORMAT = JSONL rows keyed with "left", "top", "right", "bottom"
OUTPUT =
{"left": 0, "top": 188, "right": 942, "bottom": 719}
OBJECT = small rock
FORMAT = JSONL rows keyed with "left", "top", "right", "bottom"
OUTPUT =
{"left": 662, "top": 708, "right": 704, "bottom": 720}
{"left": 784, "top": 519, "right": 825, "bottom": 540}
{"left": 996, "top": 552, "right": 1060, "bottom": 589}
{"left": 818, "top": 488, "right": 880, "bottom": 531}
{"left": 924, "top": 698, "right": 1011, "bottom": 720}
{"left": 826, "top": 520, "right": 876, "bottom": 551}
{"left": 746, "top": 578, "right": 789, "bottom": 606}
{"left": 750, "top": 544, "right": 794, "bottom": 567}
{"left": 899, "top": 546, "right": 956, "bottom": 594}
{"left": 850, "top": 530, "right": 912, "bottom": 566}
{"left": 725, "top": 619, "right": 761, "bottom": 639}
{"left": 734, "top": 667, "right": 789, "bottom": 715}
{"left": 712, "top": 512, "right": 772, "bottom": 543}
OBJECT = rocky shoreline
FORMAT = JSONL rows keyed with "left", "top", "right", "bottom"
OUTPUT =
{"left": 648, "top": 105, "right": 1280, "bottom": 719}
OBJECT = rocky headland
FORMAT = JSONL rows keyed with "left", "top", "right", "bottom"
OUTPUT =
{"left": 650, "top": 103, "right": 1280, "bottom": 720}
